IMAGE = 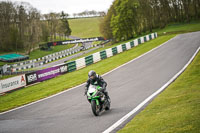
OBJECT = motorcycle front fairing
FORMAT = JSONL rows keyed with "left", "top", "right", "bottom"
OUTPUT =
{"left": 87, "top": 85, "right": 102, "bottom": 105}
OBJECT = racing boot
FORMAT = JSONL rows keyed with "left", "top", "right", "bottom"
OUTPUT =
{"left": 104, "top": 91, "right": 111, "bottom": 103}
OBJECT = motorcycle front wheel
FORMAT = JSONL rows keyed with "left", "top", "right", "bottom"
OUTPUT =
{"left": 91, "top": 100, "right": 100, "bottom": 116}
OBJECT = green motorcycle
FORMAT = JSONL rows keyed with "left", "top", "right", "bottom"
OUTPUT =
{"left": 87, "top": 85, "right": 111, "bottom": 116}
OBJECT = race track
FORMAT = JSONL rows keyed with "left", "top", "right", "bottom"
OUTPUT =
{"left": 0, "top": 32, "right": 200, "bottom": 133}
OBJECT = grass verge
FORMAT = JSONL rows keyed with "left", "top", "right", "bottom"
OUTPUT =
{"left": 0, "top": 44, "right": 75, "bottom": 66}
{"left": 27, "top": 44, "right": 75, "bottom": 60}
{"left": 118, "top": 48, "right": 200, "bottom": 133}
{"left": 0, "top": 34, "right": 175, "bottom": 112}
{"left": 155, "top": 20, "right": 200, "bottom": 35}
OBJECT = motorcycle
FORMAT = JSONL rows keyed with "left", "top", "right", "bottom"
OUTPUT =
{"left": 87, "top": 85, "right": 111, "bottom": 116}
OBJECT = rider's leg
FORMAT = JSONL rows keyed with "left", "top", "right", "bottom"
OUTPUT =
{"left": 103, "top": 89, "right": 110, "bottom": 100}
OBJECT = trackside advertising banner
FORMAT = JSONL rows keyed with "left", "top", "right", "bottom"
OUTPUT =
{"left": 0, "top": 75, "right": 26, "bottom": 93}
{"left": 25, "top": 64, "right": 68, "bottom": 85}
{"left": 62, "top": 37, "right": 104, "bottom": 44}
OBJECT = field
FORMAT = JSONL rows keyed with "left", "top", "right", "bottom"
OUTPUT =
{"left": 156, "top": 20, "right": 200, "bottom": 35}
{"left": 68, "top": 17, "right": 102, "bottom": 38}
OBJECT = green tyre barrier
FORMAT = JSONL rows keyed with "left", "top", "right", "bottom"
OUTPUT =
{"left": 130, "top": 41, "right": 134, "bottom": 47}
{"left": 138, "top": 38, "right": 141, "bottom": 44}
{"left": 149, "top": 34, "right": 152, "bottom": 40}
{"left": 144, "top": 36, "right": 147, "bottom": 42}
{"left": 112, "top": 47, "right": 118, "bottom": 55}
{"left": 122, "top": 44, "right": 127, "bottom": 51}
{"left": 67, "top": 61, "right": 76, "bottom": 72}
{"left": 85, "top": 55, "right": 94, "bottom": 66}
{"left": 100, "top": 50, "right": 107, "bottom": 60}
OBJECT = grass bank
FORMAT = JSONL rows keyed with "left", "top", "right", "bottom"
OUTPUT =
{"left": 118, "top": 48, "right": 200, "bottom": 133}
{"left": 69, "top": 17, "right": 102, "bottom": 38}
{"left": 156, "top": 20, "right": 200, "bottom": 35}
{"left": 0, "top": 44, "right": 75, "bottom": 66}
{"left": 23, "top": 44, "right": 75, "bottom": 60}
{"left": 0, "top": 34, "right": 175, "bottom": 112}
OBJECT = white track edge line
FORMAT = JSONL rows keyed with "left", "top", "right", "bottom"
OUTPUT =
{"left": 0, "top": 36, "right": 176, "bottom": 115}
{"left": 103, "top": 46, "right": 200, "bottom": 133}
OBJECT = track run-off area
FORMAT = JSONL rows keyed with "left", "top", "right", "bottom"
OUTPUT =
{"left": 0, "top": 32, "right": 200, "bottom": 133}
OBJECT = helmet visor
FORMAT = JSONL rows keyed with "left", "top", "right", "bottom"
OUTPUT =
{"left": 89, "top": 75, "right": 95, "bottom": 80}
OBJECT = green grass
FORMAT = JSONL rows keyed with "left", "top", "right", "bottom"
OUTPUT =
{"left": 28, "top": 44, "right": 75, "bottom": 60}
{"left": 0, "top": 75, "right": 18, "bottom": 80}
{"left": 0, "top": 37, "right": 73, "bottom": 66}
{"left": 92, "top": 41, "right": 102, "bottom": 45}
{"left": 0, "top": 34, "right": 175, "bottom": 112}
{"left": 0, "top": 44, "right": 75, "bottom": 66}
{"left": 47, "top": 36, "right": 71, "bottom": 42}
{"left": 155, "top": 21, "right": 200, "bottom": 35}
{"left": 69, "top": 17, "right": 102, "bottom": 38}
{"left": 0, "top": 62, "right": 5, "bottom": 66}
{"left": 118, "top": 49, "right": 200, "bottom": 133}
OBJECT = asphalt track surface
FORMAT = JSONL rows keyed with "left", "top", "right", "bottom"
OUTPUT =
{"left": 0, "top": 32, "right": 200, "bottom": 133}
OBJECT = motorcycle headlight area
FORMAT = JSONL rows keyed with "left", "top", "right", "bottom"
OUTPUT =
{"left": 88, "top": 91, "right": 100, "bottom": 98}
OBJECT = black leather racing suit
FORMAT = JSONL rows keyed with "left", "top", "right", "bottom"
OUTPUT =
{"left": 85, "top": 74, "right": 109, "bottom": 98}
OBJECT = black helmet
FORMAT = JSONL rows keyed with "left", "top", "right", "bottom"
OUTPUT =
{"left": 88, "top": 70, "right": 96, "bottom": 80}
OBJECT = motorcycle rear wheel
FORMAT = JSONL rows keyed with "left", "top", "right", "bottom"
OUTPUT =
{"left": 105, "top": 99, "right": 110, "bottom": 111}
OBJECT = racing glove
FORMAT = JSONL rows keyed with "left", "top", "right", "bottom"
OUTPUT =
{"left": 84, "top": 87, "right": 88, "bottom": 96}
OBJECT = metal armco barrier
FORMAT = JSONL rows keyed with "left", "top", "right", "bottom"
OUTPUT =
{"left": 0, "top": 33, "right": 157, "bottom": 94}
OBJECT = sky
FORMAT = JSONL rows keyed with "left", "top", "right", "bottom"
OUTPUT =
{"left": 4, "top": 0, "right": 114, "bottom": 15}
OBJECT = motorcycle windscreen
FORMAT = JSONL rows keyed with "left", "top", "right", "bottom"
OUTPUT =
{"left": 88, "top": 85, "right": 96, "bottom": 93}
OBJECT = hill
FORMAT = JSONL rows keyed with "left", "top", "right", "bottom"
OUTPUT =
{"left": 68, "top": 17, "right": 103, "bottom": 38}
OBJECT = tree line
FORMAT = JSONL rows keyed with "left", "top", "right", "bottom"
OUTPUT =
{"left": 100, "top": 0, "right": 200, "bottom": 41}
{"left": 72, "top": 10, "right": 105, "bottom": 18}
{"left": 0, "top": 1, "right": 71, "bottom": 54}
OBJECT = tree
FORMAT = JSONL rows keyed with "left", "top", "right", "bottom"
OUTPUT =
{"left": 100, "top": 0, "right": 200, "bottom": 42}
{"left": 41, "top": 21, "right": 50, "bottom": 42}
{"left": 0, "top": 1, "right": 72, "bottom": 53}
{"left": 99, "top": 3, "right": 115, "bottom": 40}
{"left": 59, "top": 11, "right": 71, "bottom": 39}
{"left": 110, "top": 0, "right": 140, "bottom": 41}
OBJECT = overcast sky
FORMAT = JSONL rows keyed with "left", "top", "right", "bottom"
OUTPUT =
{"left": 4, "top": 0, "right": 114, "bottom": 15}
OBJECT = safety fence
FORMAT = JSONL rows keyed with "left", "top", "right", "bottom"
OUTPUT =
{"left": 9, "top": 44, "right": 96, "bottom": 72}
{"left": 6, "top": 44, "right": 76, "bottom": 70}
{"left": 0, "top": 33, "right": 157, "bottom": 94}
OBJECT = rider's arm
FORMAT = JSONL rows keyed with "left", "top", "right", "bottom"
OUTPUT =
{"left": 99, "top": 76, "right": 107, "bottom": 90}
{"left": 85, "top": 79, "right": 90, "bottom": 90}
{"left": 84, "top": 79, "right": 90, "bottom": 95}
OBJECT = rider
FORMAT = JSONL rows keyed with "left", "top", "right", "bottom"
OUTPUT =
{"left": 84, "top": 70, "right": 110, "bottom": 101}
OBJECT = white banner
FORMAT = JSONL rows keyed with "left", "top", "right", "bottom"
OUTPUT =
{"left": 0, "top": 75, "right": 26, "bottom": 93}
{"left": 62, "top": 38, "right": 99, "bottom": 44}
